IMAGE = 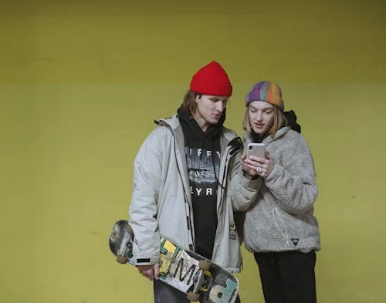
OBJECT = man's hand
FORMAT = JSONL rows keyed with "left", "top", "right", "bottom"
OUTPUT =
{"left": 137, "top": 264, "right": 160, "bottom": 281}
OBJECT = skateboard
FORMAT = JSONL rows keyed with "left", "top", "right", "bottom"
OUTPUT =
{"left": 109, "top": 219, "right": 239, "bottom": 303}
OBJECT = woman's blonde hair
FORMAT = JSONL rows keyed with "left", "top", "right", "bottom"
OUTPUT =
{"left": 242, "top": 104, "right": 287, "bottom": 137}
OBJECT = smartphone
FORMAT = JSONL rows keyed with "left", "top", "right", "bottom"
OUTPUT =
{"left": 247, "top": 143, "right": 265, "bottom": 158}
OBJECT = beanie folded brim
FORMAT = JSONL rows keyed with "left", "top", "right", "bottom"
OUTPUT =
{"left": 190, "top": 83, "right": 233, "bottom": 97}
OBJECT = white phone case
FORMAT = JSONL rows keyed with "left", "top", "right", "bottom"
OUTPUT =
{"left": 247, "top": 143, "right": 265, "bottom": 158}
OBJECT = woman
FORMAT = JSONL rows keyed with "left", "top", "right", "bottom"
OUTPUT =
{"left": 236, "top": 81, "right": 320, "bottom": 303}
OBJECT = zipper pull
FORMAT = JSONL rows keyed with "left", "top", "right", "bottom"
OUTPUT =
{"left": 230, "top": 224, "right": 237, "bottom": 240}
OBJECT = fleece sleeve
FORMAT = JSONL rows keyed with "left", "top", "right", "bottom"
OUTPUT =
{"left": 264, "top": 135, "right": 318, "bottom": 215}
{"left": 230, "top": 148, "right": 263, "bottom": 212}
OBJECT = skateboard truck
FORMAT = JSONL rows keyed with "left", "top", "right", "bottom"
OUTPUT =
{"left": 112, "top": 223, "right": 134, "bottom": 264}
{"left": 193, "top": 269, "right": 205, "bottom": 293}
{"left": 187, "top": 260, "right": 213, "bottom": 301}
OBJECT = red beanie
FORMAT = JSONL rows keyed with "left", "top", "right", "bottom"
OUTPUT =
{"left": 190, "top": 61, "right": 233, "bottom": 97}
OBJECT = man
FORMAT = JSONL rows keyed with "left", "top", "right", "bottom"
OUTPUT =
{"left": 128, "top": 61, "right": 259, "bottom": 302}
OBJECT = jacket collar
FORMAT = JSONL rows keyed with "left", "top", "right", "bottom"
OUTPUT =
{"left": 244, "top": 126, "right": 291, "bottom": 144}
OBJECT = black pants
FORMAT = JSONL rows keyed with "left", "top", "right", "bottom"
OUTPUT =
{"left": 254, "top": 251, "right": 316, "bottom": 303}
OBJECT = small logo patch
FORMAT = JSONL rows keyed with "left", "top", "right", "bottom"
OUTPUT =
{"left": 291, "top": 238, "right": 299, "bottom": 246}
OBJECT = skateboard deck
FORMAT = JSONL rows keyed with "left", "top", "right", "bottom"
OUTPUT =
{"left": 109, "top": 220, "right": 239, "bottom": 303}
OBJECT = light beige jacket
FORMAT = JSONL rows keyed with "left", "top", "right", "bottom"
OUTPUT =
{"left": 129, "top": 115, "right": 259, "bottom": 272}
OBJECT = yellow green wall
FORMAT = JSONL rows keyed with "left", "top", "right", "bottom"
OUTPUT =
{"left": 1, "top": 1, "right": 385, "bottom": 302}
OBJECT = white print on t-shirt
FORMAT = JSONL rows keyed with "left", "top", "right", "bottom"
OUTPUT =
{"left": 185, "top": 147, "right": 220, "bottom": 196}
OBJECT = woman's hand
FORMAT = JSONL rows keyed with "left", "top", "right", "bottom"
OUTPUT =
{"left": 242, "top": 151, "right": 274, "bottom": 178}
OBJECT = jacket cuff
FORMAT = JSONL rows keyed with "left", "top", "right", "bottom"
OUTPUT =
{"left": 241, "top": 173, "right": 261, "bottom": 188}
{"left": 133, "top": 255, "right": 160, "bottom": 266}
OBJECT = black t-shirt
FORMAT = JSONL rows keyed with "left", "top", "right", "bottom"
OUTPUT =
{"left": 178, "top": 106, "right": 224, "bottom": 259}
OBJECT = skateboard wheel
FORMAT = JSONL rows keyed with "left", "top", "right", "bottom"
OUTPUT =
{"left": 198, "top": 260, "right": 212, "bottom": 270}
{"left": 116, "top": 255, "right": 128, "bottom": 264}
{"left": 187, "top": 291, "right": 200, "bottom": 301}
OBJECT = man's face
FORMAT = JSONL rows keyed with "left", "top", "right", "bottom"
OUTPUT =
{"left": 248, "top": 101, "right": 275, "bottom": 136}
{"left": 193, "top": 94, "right": 228, "bottom": 131}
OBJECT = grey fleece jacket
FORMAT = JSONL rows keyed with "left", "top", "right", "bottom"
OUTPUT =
{"left": 233, "top": 127, "right": 321, "bottom": 253}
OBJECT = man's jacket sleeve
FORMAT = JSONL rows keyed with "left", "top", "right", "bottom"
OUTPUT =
{"left": 128, "top": 128, "right": 165, "bottom": 265}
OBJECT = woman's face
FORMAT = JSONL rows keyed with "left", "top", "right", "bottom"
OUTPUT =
{"left": 248, "top": 101, "right": 275, "bottom": 136}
